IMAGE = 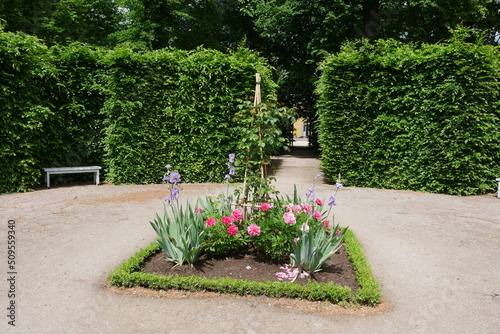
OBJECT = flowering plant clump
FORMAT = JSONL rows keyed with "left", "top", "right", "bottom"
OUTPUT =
{"left": 151, "top": 155, "right": 348, "bottom": 282}
{"left": 150, "top": 165, "right": 206, "bottom": 267}
{"left": 201, "top": 165, "right": 348, "bottom": 279}
{"left": 163, "top": 165, "right": 182, "bottom": 204}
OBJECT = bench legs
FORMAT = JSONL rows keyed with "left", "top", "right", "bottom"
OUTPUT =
{"left": 497, "top": 178, "right": 500, "bottom": 199}
{"left": 45, "top": 170, "right": 100, "bottom": 188}
{"left": 94, "top": 170, "right": 100, "bottom": 186}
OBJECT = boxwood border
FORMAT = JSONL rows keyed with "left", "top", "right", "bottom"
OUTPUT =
{"left": 108, "top": 229, "right": 381, "bottom": 306}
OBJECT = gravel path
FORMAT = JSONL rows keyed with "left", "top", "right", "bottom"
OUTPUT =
{"left": 1, "top": 147, "right": 499, "bottom": 334}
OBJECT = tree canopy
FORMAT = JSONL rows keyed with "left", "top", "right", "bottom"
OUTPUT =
{"left": 1, "top": 0, "right": 499, "bottom": 107}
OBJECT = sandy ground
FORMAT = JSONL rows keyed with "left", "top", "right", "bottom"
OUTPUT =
{"left": 1, "top": 148, "right": 499, "bottom": 334}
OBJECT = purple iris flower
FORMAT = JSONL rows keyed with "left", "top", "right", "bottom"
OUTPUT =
{"left": 306, "top": 187, "right": 315, "bottom": 200}
{"left": 169, "top": 171, "right": 181, "bottom": 184}
{"left": 171, "top": 187, "right": 180, "bottom": 200}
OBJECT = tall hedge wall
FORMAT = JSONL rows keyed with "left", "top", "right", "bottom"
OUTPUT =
{"left": 0, "top": 30, "right": 107, "bottom": 194}
{"left": 47, "top": 44, "right": 107, "bottom": 169}
{"left": 317, "top": 36, "right": 500, "bottom": 196}
{"left": 1, "top": 28, "right": 274, "bottom": 193}
{"left": 0, "top": 31, "right": 55, "bottom": 193}
{"left": 101, "top": 47, "right": 274, "bottom": 184}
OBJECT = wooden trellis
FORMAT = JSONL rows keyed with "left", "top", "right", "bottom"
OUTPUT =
{"left": 239, "top": 73, "right": 269, "bottom": 207}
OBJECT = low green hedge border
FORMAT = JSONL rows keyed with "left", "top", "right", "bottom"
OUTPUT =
{"left": 108, "top": 229, "right": 381, "bottom": 306}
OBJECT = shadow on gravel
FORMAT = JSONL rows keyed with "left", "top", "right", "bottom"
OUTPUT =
{"left": 283, "top": 146, "right": 319, "bottom": 158}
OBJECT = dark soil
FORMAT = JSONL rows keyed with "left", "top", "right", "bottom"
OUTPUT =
{"left": 142, "top": 245, "right": 359, "bottom": 291}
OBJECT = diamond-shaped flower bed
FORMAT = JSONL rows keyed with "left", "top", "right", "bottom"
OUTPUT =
{"left": 108, "top": 228, "right": 381, "bottom": 306}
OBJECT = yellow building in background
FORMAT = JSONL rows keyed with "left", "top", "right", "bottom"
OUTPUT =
{"left": 293, "top": 118, "right": 309, "bottom": 138}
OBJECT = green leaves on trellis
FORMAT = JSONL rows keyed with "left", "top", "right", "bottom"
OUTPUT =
{"left": 233, "top": 97, "right": 295, "bottom": 202}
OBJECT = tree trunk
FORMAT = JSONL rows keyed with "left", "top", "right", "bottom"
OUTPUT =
{"left": 362, "top": 0, "right": 381, "bottom": 38}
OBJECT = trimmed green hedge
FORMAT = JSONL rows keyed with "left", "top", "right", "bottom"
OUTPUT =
{"left": 0, "top": 31, "right": 54, "bottom": 193}
{"left": 1, "top": 27, "right": 275, "bottom": 193}
{"left": 108, "top": 229, "right": 381, "bottom": 306}
{"left": 343, "top": 229, "right": 381, "bottom": 305}
{"left": 101, "top": 47, "right": 275, "bottom": 184}
{"left": 317, "top": 35, "right": 500, "bottom": 195}
{"left": 0, "top": 32, "right": 107, "bottom": 193}
{"left": 47, "top": 44, "right": 107, "bottom": 170}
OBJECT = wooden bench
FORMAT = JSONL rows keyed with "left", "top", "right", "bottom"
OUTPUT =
{"left": 43, "top": 166, "right": 102, "bottom": 188}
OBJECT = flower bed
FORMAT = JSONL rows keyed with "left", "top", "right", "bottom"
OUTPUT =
{"left": 108, "top": 151, "right": 381, "bottom": 306}
{"left": 108, "top": 228, "right": 381, "bottom": 305}
{"left": 149, "top": 161, "right": 349, "bottom": 275}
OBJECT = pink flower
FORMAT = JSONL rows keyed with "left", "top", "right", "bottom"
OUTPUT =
{"left": 299, "top": 271, "right": 310, "bottom": 279}
{"left": 205, "top": 218, "right": 216, "bottom": 227}
{"left": 247, "top": 224, "right": 261, "bottom": 236}
{"left": 313, "top": 210, "right": 322, "bottom": 220}
{"left": 294, "top": 237, "right": 300, "bottom": 243}
{"left": 322, "top": 220, "right": 331, "bottom": 230}
{"left": 291, "top": 205, "right": 301, "bottom": 212}
{"left": 231, "top": 209, "right": 243, "bottom": 222}
{"left": 227, "top": 224, "right": 238, "bottom": 236}
{"left": 300, "top": 224, "right": 310, "bottom": 233}
{"left": 283, "top": 211, "right": 296, "bottom": 225}
{"left": 315, "top": 198, "right": 323, "bottom": 206}
{"left": 301, "top": 203, "right": 312, "bottom": 213}
{"left": 276, "top": 264, "right": 299, "bottom": 281}
{"left": 195, "top": 207, "right": 203, "bottom": 215}
{"left": 336, "top": 229, "right": 341, "bottom": 236}
{"left": 260, "top": 203, "right": 271, "bottom": 211}
{"left": 222, "top": 216, "right": 233, "bottom": 226}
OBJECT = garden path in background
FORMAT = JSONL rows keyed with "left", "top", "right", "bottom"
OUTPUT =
{"left": 1, "top": 146, "right": 499, "bottom": 334}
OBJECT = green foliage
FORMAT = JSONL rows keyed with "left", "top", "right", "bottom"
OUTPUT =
{"left": 377, "top": 0, "right": 496, "bottom": 44}
{"left": 241, "top": 0, "right": 362, "bottom": 107}
{"left": 0, "top": 30, "right": 275, "bottom": 193}
{"left": 0, "top": 29, "right": 108, "bottom": 193}
{"left": 235, "top": 97, "right": 295, "bottom": 202}
{"left": 113, "top": 0, "right": 251, "bottom": 51}
{"left": 108, "top": 228, "right": 380, "bottom": 305}
{"left": 249, "top": 199, "right": 300, "bottom": 260}
{"left": 203, "top": 217, "right": 250, "bottom": 255}
{"left": 150, "top": 202, "right": 205, "bottom": 266}
{"left": 35, "top": 0, "right": 121, "bottom": 46}
{"left": 101, "top": 46, "right": 274, "bottom": 184}
{"left": 317, "top": 32, "right": 500, "bottom": 195}
{"left": 0, "top": 30, "right": 54, "bottom": 193}
{"left": 46, "top": 43, "right": 107, "bottom": 169}
{"left": 343, "top": 229, "right": 381, "bottom": 306}
{"left": 2, "top": 0, "right": 499, "bottom": 123}
{"left": 200, "top": 183, "right": 344, "bottom": 264}
{"left": 290, "top": 224, "right": 348, "bottom": 274}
